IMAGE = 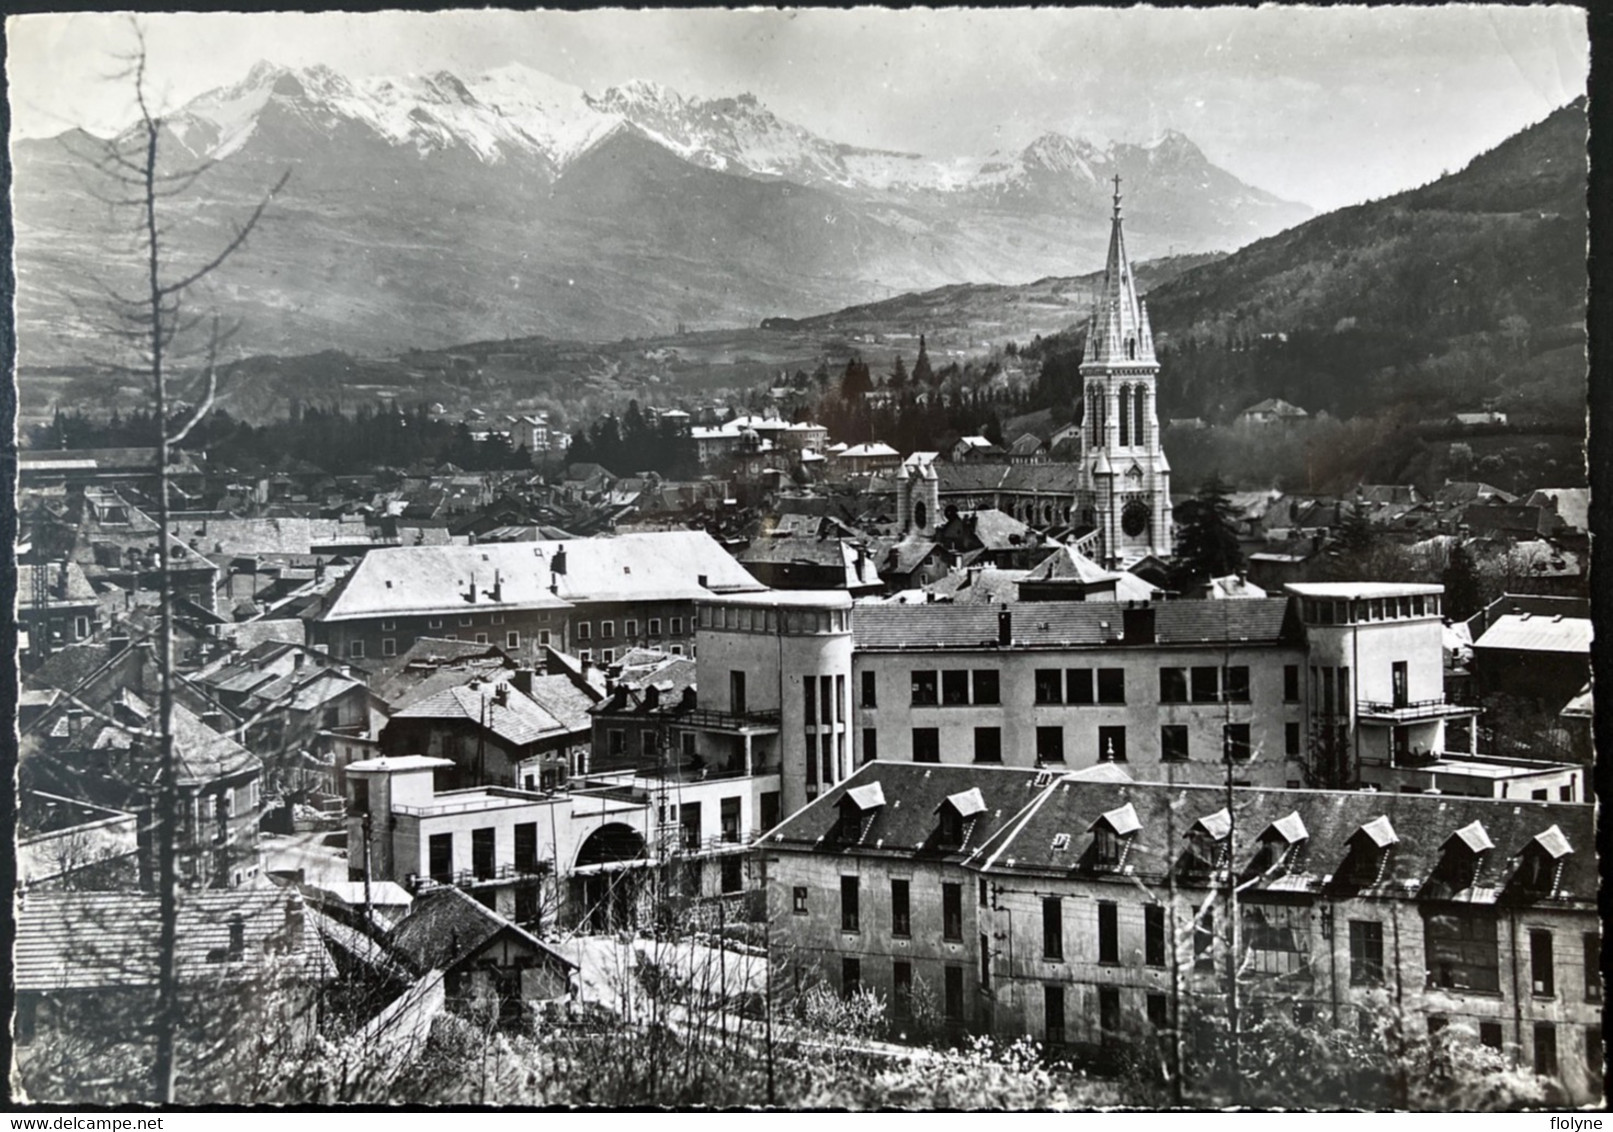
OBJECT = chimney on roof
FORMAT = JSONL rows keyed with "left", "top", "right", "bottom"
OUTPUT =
{"left": 512, "top": 667, "right": 534, "bottom": 697}
{"left": 1122, "top": 603, "right": 1155, "bottom": 645}
{"left": 997, "top": 605, "right": 1012, "bottom": 647}
{"left": 228, "top": 913, "right": 246, "bottom": 959}
{"left": 293, "top": 652, "right": 305, "bottom": 670}
{"left": 697, "top": 573, "right": 709, "bottom": 589}
{"left": 109, "top": 632, "right": 130, "bottom": 657}
{"left": 284, "top": 892, "right": 304, "bottom": 950}
{"left": 493, "top": 683, "right": 510, "bottom": 706}
{"left": 67, "top": 706, "right": 86, "bottom": 744}
{"left": 201, "top": 710, "right": 227, "bottom": 732}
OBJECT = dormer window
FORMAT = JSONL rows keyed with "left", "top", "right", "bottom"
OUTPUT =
{"left": 1185, "top": 808, "right": 1232, "bottom": 874}
{"left": 1515, "top": 825, "right": 1572, "bottom": 896}
{"left": 935, "top": 787, "right": 986, "bottom": 851}
{"left": 837, "top": 782, "right": 886, "bottom": 845}
{"left": 1088, "top": 802, "right": 1140, "bottom": 869}
{"left": 1252, "top": 812, "right": 1309, "bottom": 876}
{"left": 1345, "top": 815, "right": 1399, "bottom": 886}
{"left": 1435, "top": 820, "right": 1494, "bottom": 891}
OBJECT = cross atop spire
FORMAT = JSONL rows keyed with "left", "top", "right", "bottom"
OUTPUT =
{"left": 1085, "top": 173, "right": 1152, "bottom": 366}
{"left": 1112, "top": 174, "right": 1123, "bottom": 217}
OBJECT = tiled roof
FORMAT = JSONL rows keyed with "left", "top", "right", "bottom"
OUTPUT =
{"left": 318, "top": 531, "right": 761, "bottom": 621}
{"left": 1021, "top": 545, "right": 1117, "bottom": 585}
{"left": 16, "top": 889, "right": 329, "bottom": 992}
{"left": 391, "top": 683, "right": 570, "bottom": 747}
{"left": 852, "top": 598, "right": 1295, "bottom": 651}
{"left": 389, "top": 886, "right": 572, "bottom": 975}
{"left": 1472, "top": 613, "right": 1592, "bottom": 655}
{"left": 18, "top": 562, "right": 98, "bottom": 606}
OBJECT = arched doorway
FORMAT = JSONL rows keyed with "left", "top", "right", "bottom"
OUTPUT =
{"left": 572, "top": 823, "right": 648, "bottom": 933}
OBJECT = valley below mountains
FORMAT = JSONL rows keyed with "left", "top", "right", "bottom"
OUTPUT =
{"left": 12, "top": 60, "right": 1311, "bottom": 367}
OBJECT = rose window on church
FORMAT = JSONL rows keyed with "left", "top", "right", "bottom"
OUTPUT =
{"left": 1121, "top": 500, "right": 1152, "bottom": 538}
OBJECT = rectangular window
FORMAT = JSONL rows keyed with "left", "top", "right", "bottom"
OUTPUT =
{"left": 428, "top": 618, "right": 443, "bottom": 629}
{"left": 1098, "top": 901, "right": 1119, "bottom": 964}
{"left": 1535, "top": 1023, "right": 1558, "bottom": 1077}
{"left": 1224, "top": 723, "right": 1252, "bottom": 761}
{"left": 1425, "top": 909, "right": 1500, "bottom": 993}
{"left": 1285, "top": 722, "right": 1301, "bottom": 756}
{"left": 681, "top": 801, "right": 702, "bottom": 849}
{"left": 861, "top": 671, "right": 877, "bottom": 708}
{"left": 538, "top": 629, "right": 551, "bottom": 646}
{"left": 840, "top": 876, "right": 860, "bottom": 933}
{"left": 601, "top": 621, "right": 615, "bottom": 639}
{"left": 1531, "top": 930, "right": 1555, "bottom": 998}
{"left": 348, "top": 640, "right": 365, "bottom": 659}
{"left": 506, "top": 631, "right": 520, "bottom": 649}
{"left": 1045, "top": 985, "right": 1065, "bottom": 1045}
{"left": 1480, "top": 1022, "right": 1504, "bottom": 1050}
{"left": 459, "top": 616, "right": 473, "bottom": 628}
{"left": 973, "top": 670, "right": 1000, "bottom": 705}
{"left": 894, "top": 961, "right": 913, "bottom": 1018}
{"left": 641, "top": 731, "right": 658, "bottom": 759}
{"left": 730, "top": 670, "right": 747, "bottom": 715}
{"left": 1098, "top": 725, "right": 1127, "bottom": 762}
{"left": 1161, "top": 725, "right": 1189, "bottom": 763}
{"left": 822, "top": 675, "right": 835, "bottom": 724}
{"left": 792, "top": 886, "right": 808, "bottom": 915}
{"left": 944, "top": 966, "right": 964, "bottom": 1022}
{"left": 1145, "top": 904, "right": 1166, "bottom": 967}
{"left": 1036, "top": 726, "right": 1064, "bottom": 764}
{"left": 942, "top": 670, "right": 970, "bottom": 705}
{"left": 514, "top": 823, "right": 539, "bottom": 872}
{"left": 477, "top": 633, "right": 491, "bottom": 646}
{"left": 1284, "top": 665, "right": 1301, "bottom": 702}
{"left": 625, "top": 619, "right": 638, "bottom": 639}
{"left": 1191, "top": 666, "right": 1219, "bottom": 703}
{"left": 912, "top": 727, "right": 940, "bottom": 764}
{"left": 803, "top": 676, "right": 815, "bottom": 723}
{"left": 760, "top": 791, "right": 779, "bottom": 833}
{"left": 1224, "top": 666, "right": 1250, "bottom": 702}
{"left": 720, "top": 796, "right": 741, "bottom": 843}
{"left": 380, "top": 619, "right": 396, "bottom": 631}
{"left": 911, "top": 670, "right": 938, "bottom": 706}
{"left": 862, "top": 727, "right": 878, "bottom": 764}
{"left": 1350, "top": 921, "right": 1384, "bottom": 985}
{"left": 608, "top": 729, "right": 626, "bottom": 756}
{"left": 1195, "top": 907, "right": 1215, "bottom": 972}
{"left": 577, "top": 622, "right": 591, "bottom": 641}
{"left": 979, "top": 876, "right": 988, "bottom": 908}
{"left": 671, "top": 617, "right": 683, "bottom": 636}
{"left": 1067, "top": 668, "right": 1095, "bottom": 705}
{"left": 973, "top": 727, "right": 1002, "bottom": 764}
{"left": 1159, "top": 667, "right": 1188, "bottom": 703}
{"left": 891, "top": 879, "right": 911, "bottom": 938}
{"left": 980, "top": 933, "right": 991, "bottom": 990}
{"left": 649, "top": 618, "right": 662, "bottom": 637}
{"left": 1034, "top": 668, "right": 1064, "bottom": 704}
{"left": 943, "top": 882, "right": 963, "bottom": 942}
{"left": 842, "top": 957, "right": 861, "bottom": 999}
{"left": 1043, "top": 897, "right": 1064, "bottom": 961}
{"left": 429, "top": 832, "right": 453, "bottom": 883}
{"left": 1099, "top": 986, "right": 1120, "bottom": 1032}
{"left": 381, "top": 638, "right": 397, "bottom": 657}
{"left": 1097, "top": 668, "right": 1125, "bottom": 704}
{"left": 1585, "top": 933, "right": 1602, "bottom": 1002}
{"left": 721, "top": 855, "right": 743, "bottom": 894}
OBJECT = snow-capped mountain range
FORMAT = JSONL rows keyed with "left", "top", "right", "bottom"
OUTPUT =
{"left": 14, "top": 60, "right": 1312, "bottom": 361}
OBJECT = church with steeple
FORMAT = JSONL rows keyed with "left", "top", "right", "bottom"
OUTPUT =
{"left": 1076, "top": 178, "right": 1174, "bottom": 568}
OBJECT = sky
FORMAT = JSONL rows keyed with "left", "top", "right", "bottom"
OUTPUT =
{"left": 6, "top": 7, "right": 1588, "bottom": 212}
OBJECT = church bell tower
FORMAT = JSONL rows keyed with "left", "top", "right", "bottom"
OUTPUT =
{"left": 1077, "top": 177, "right": 1173, "bottom": 568}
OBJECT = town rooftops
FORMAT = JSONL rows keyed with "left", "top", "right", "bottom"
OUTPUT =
{"left": 316, "top": 531, "right": 763, "bottom": 621}
{"left": 390, "top": 682, "right": 576, "bottom": 748}
{"left": 852, "top": 598, "right": 1295, "bottom": 651}
{"left": 702, "top": 588, "right": 854, "bottom": 610}
{"left": 1472, "top": 613, "right": 1592, "bottom": 655}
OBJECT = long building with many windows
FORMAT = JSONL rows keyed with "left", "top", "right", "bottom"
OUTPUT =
{"left": 763, "top": 761, "right": 1602, "bottom": 1104}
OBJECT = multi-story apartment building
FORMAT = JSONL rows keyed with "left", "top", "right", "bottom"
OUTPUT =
{"left": 765, "top": 761, "right": 1602, "bottom": 1104}
{"left": 306, "top": 530, "right": 765, "bottom": 665}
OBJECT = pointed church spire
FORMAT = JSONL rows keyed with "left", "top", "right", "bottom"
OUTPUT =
{"left": 1087, "top": 175, "right": 1152, "bottom": 365}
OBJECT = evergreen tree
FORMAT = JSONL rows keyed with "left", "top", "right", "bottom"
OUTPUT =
{"left": 840, "top": 355, "right": 872, "bottom": 398}
{"left": 888, "top": 354, "right": 908, "bottom": 391}
{"left": 1441, "top": 540, "right": 1482, "bottom": 621}
{"left": 912, "top": 334, "right": 935, "bottom": 387}
{"left": 1172, "top": 475, "right": 1244, "bottom": 585}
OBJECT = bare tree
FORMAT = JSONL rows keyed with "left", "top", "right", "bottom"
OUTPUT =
{"left": 65, "top": 20, "right": 287, "bottom": 1102}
